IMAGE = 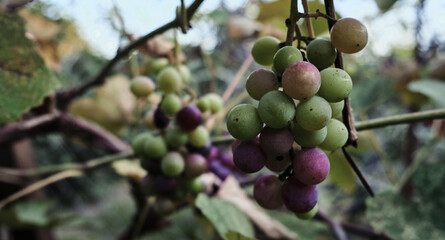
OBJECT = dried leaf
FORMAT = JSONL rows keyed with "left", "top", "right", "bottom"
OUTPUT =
{"left": 112, "top": 159, "right": 146, "bottom": 181}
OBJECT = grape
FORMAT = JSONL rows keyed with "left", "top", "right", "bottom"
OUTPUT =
{"left": 295, "top": 96, "right": 332, "bottom": 131}
{"left": 319, "top": 119, "right": 348, "bottom": 151}
{"left": 186, "top": 141, "right": 212, "bottom": 156}
{"left": 207, "top": 146, "right": 220, "bottom": 160}
{"left": 258, "top": 90, "right": 295, "bottom": 129}
{"left": 130, "top": 76, "right": 155, "bottom": 98}
{"left": 292, "top": 123, "right": 327, "bottom": 148}
{"left": 197, "top": 97, "right": 210, "bottom": 112}
{"left": 161, "top": 152, "right": 185, "bottom": 177}
{"left": 209, "top": 160, "right": 231, "bottom": 180}
{"left": 144, "top": 136, "right": 167, "bottom": 159}
{"left": 282, "top": 61, "right": 321, "bottom": 100}
{"left": 132, "top": 133, "right": 152, "bottom": 156}
{"left": 251, "top": 36, "right": 280, "bottom": 66}
{"left": 154, "top": 107, "right": 170, "bottom": 129}
{"left": 253, "top": 175, "right": 283, "bottom": 209}
{"left": 259, "top": 126, "right": 293, "bottom": 154}
{"left": 296, "top": 203, "right": 318, "bottom": 220}
{"left": 161, "top": 93, "right": 182, "bottom": 116}
{"left": 179, "top": 65, "right": 191, "bottom": 83}
{"left": 318, "top": 68, "right": 353, "bottom": 102}
{"left": 188, "top": 126, "right": 209, "bottom": 147}
{"left": 226, "top": 104, "right": 263, "bottom": 140}
{"left": 330, "top": 100, "right": 344, "bottom": 118}
{"left": 165, "top": 126, "right": 188, "bottom": 150}
{"left": 153, "top": 197, "right": 175, "bottom": 216}
{"left": 265, "top": 153, "right": 291, "bottom": 173}
{"left": 281, "top": 175, "right": 318, "bottom": 214}
{"left": 185, "top": 177, "right": 204, "bottom": 194}
{"left": 306, "top": 38, "right": 336, "bottom": 70}
{"left": 205, "top": 93, "right": 223, "bottom": 113}
{"left": 141, "top": 174, "right": 156, "bottom": 196}
{"left": 273, "top": 46, "right": 303, "bottom": 76}
{"left": 245, "top": 68, "right": 279, "bottom": 101}
{"left": 141, "top": 158, "right": 162, "bottom": 174}
{"left": 330, "top": 18, "right": 368, "bottom": 54}
{"left": 154, "top": 175, "right": 178, "bottom": 195}
{"left": 176, "top": 105, "right": 203, "bottom": 132}
{"left": 184, "top": 153, "right": 207, "bottom": 178}
{"left": 233, "top": 140, "right": 266, "bottom": 173}
{"left": 219, "top": 150, "right": 235, "bottom": 169}
{"left": 293, "top": 148, "right": 330, "bottom": 185}
{"left": 157, "top": 66, "right": 181, "bottom": 93}
{"left": 151, "top": 58, "right": 169, "bottom": 73}
{"left": 144, "top": 110, "right": 157, "bottom": 130}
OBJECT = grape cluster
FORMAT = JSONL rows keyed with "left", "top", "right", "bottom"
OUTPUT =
{"left": 227, "top": 18, "right": 367, "bottom": 219}
{"left": 130, "top": 61, "right": 224, "bottom": 215}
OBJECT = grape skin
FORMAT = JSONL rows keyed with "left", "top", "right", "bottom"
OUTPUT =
{"left": 282, "top": 61, "right": 321, "bottom": 100}
{"left": 233, "top": 140, "right": 266, "bottom": 173}
{"left": 293, "top": 148, "right": 330, "bottom": 185}
{"left": 281, "top": 175, "right": 318, "bottom": 214}
{"left": 253, "top": 175, "right": 284, "bottom": 209}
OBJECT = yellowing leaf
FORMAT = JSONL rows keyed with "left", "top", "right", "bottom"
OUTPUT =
{"left": 328, "top": 149, "right": 356, "bottom": 193}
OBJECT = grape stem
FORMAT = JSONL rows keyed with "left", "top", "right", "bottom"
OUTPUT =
{"left": 285, "top": 0, "right": 299, "bottom": 46}
{"left": 301, "top": 0, "right": 315, "bottom": 38}
{"left": 342, "top": 147, "right": 374, "bottom": 197}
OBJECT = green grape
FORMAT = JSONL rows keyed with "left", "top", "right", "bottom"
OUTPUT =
{"left": 188, "top": 126, "right": 209, "bottom": 147}
{"left": 205, "top": 93, "right": 223, "bottom": 113}
{"left": 329, "top": 100, "right": 344, "bottom": 119}
{"left": 245, "top": 68, "right": 279, "bottom": 101}
{"left": 161, "top": 152, "right": 185, "bottom": 177}
{"left": 306, "top": 38, "right": 336, "bottom": 70}
{"left": 161, "top": 93, "right": 182, "bottom": 116}
{"left": 296, "top": 203, "right": 318, "bottom": 220}
{"left": 185, "top": 177, "right": 204, "bottom": 194}
{"left": 295, "top": 96, "right": 332, "bottom": 131}
{"left": 292, "top": 123, "right": 327, "bottom": 148}
{"left": 132, "top": 133, "right": 152, "bottom": 156}
{"left": 151, "top": 58, "right": 169, "bottom": 73}
{"left": 251, "top": 36, "right": 280, "bottom": 66}
{"left": 130, "top": 76, "right": 155, "bottom": 98}
{"left": 157, "top": 66, "right": 182, "bottom": 93}
{"left": 318, "top": 68, "right": 353, "bottom": 102}
{"left": 153, "top": 197, "right": 175, "bottom": 216}
{"left": 197, "top": 97, "right": 210, "bottom": 112}
{"left": 165, "top": 126, "right": 188, "bottom": 149}
{"left": 179, "top": 65, "right": 191, "bottom": 83}
{"left": 273, "top": 46, "right": 303, "bottom": 76}
{"left": 227, "top": 104, "right": 263, "bottom": 140}
{"left": 258, "top": 90, "right": 295, "bottom": 129}
{"left": 319, "top": 119, "right": 348, "bottom": 151}
{"left": 144, "top": 136, "right": 167, "bottom": 159}
{"left": 282, "top": 61, "right": 321, "bottom": 100}
{"left": 330, "top": 18, "right": 368, "bottom": 54}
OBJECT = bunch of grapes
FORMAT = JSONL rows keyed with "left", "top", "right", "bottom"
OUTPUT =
{"left": 227, "top": 17, "right": 367, "bottom": 219}
{"left": 130, "top": 61, "right": 224, "bottom": 215}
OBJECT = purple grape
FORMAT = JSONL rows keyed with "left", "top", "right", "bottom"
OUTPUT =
{"left": 184, "top": 153, "right": 208, "bottom": 178}
{"left": 154, "top": 107, "right": 170, "bottom": 129}
{"left": 209, "top": 160, "right": 231, "bottom": 180}
{"left": 281, "top": 175, "right": 318, "bottom": 214}
{"left": 293, "top": 148, "right": 330, "bottom": 185}
{"left": 259, "top": 126, "right": 294, "bottom": 154}
{"left": 233, "top": 140, "right": 266, "bottom": 173}
{"left": 253, "top": 175, "right": 283, "bottom": 209}
{"left": 265, "top": 153, "right": 291, "bottom": 173}
{"left": 154, "top": 175, "right": 178, "bottom": 195}
{"left": 186, "top": 142, "right": 212, "bottom": 156}
{"left": 207, "top": 146, "right": 220, "bottom": 161}
{"left": 176, "top": 106, "right": 203, "bottom": 132}
{"left": 141, "top": 158, "right": 162, "bottom": 175}
{"left": 219, "top": 149, "right": 235, "bottom": 169}
{"left": 141, "top": 174, "right": 156, "bottom": 196}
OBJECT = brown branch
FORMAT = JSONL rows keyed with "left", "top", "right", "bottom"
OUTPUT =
{"left": 314, "top": 211, "right": 348, "bottom": 240}
{"left": 302, "top": 0, "right": 314, "bottom": 38}
{"left": 297, "top": 9, "right": 337, "bottom": 22}
{"left": 56, "top": 0, "right": 205, "bottom": 110}
{"left": 285, "top": 0, "right": 299, "bottom": 46}
{"left": 342, "top": 147, "right": 374, "bottom": 197}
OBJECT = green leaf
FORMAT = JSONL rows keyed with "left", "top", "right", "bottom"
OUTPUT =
{"left": 0, "top": 200, "right": 53, "bottom": 228}
{"left": 366, "top": 192, "right": 445, "bottom": 240}
{"left": 0, "top": 12, "right": 59, "bottom": 124}
{"left": 408, "top": 79, "right": 445, "bottom": 108}
{"left": 327, "top": 150, "right": 356, "bottom": 193}
{"left": 225, "top": 230, "right": 256, "bottom": 240}
{"left": 195, "top": 194, "right": 255, "bottom": 240}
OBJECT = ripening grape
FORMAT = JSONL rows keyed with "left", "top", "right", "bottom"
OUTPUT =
{"left": 185, "top": 177, "right": 204, "bottom": 194}
{"left": 293, "top": 148, "right": 330, "bottom": 185}
{"left": 292, "top": 123, "right": 327, "bottom": 148}
{"left": 179, "top": 65, "right": 191, "bottom": 83}
{"left": 265, "top": 153, "right": 291, "bottom": 173}
{"left": 197, "top": 96, "right": 210, "bottom": 112}
{"left": 251, "top": 36, "right": 280, "bottom": 66}
{"left": 296, "top": 203, "right": 318, "bottom": 220}
{"left": 209, "top": 160, "right": 231, "bottom": 180}
{"left": 281, "top": 61, "right": 321, "bottom": 100}
{"left": 151, "top": 58, "right": 169, "bottom": 73}
{"left": 157, "top": 66, "right": 182, "bottom": 93}
{"left": 205, "top": 93, "right": 223, "bottom": 113}
{"left": 306, "top": 38, "right": 336, "bottom": 70}
{"left": 318, "top": 68, "right": 353, "bottom": 102}
{"left": 245, "top": 68, "right": 279, "bottom": 101}
{"left": 161, "top": 93, "right": 182, "bottom": 116}
{"left": 153, "top": 197, "right": 175, "bottom": 216}
{"left": 273, "top": 46, "right": 303, "bottom": 76}
{"left": 330, "top": 100, "right": 344, "bottom": 118}
{"left": 161, "top": 152, "right": 185, "bottom": 177}
{"left": 165, "top": 126, "right": 188, "bottom": 150}
{"left": 233, "top": 140, "right": 266, "bottom": 173}
{"left": 144, "top": 136, "right": 167, "bottom": 159}
{"left": 295, "top": 96, "right": 332, "bottom": 131}
{"left": 330, "top": 17, "right": 368, "bottom": 54}
{"left": 186, "top": 142, "right": 212, "bottom": 156}
{"left": 154, "top": 107, "right": 170, "bottom": 129}
{"left": 319, "top": 119, "right": 348, "bottom": 151}
{"left": 259, "top": 126, "right": 294, "bottom": 155}
{"left": 141, "top": 158, "right": 162, "bottom": 174}
{"left": 258, "top": 90, "right": 295, "bottom": 129}
{"left": 132, "top": 133, "right": 152, "bottom": 156}
{"left": 154, "top": 175, "right": 178, "bottom": 195}
{"left": 188, "top": 126, "right": 209, "bottom": 147}
{"left": 184, "top": 153, "right": 207, "bottom": 178}
{"left": 253, "top": 175, "right": 283, "bottom": 209}
{"left": 176, "top": 105, "right": 203, "bottom": 132}
{"left": 227, "top": 104, "right": 263, "bottom": 140}
{"left": 141, "top": 175, "right": 156, "bottom": 196}
{"left": 130, "top": 76, "right": 156, "bottom": 98}
{"left": 281, "top": 175, "right": 318, "bottom": 214}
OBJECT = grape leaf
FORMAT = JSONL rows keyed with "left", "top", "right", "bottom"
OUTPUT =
{"left": 0, "top": 200, "right": 53, "bottom": 228}
{"left": 195, "top": 193, "right": 255, "bottom": 240}
{"left": 225, "top": 230, "right": 256, "bottom": 240}
{"left": 407, "top": 79, "right": 445, "bottom": 108}
{"left": 0, "top": 12, "right": 59, "bottom": 124}
{"left": 327, "top": 150, "right": 356, "bottom": 193}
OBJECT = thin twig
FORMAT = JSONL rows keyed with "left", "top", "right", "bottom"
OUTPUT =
{"left": 314, "top": 211, "right": 348, "bottom": 240}
{"left": 342, "top": 147, "right": 374, "bottom": 197}
{"left": 297, "top": 9, "right": 337, "bottom": 22}
{"left": 131, "top": 198, "right": 151, "bottom": 240}
{"left": 302, "top": 0, "right": 315, "bottom": 38}
{"left": 285, "top": 0, "right": 299, "bottom": 46}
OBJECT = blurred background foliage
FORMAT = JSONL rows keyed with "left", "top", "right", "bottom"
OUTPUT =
{"left": 2, "top": 0, "right": 445, "bottom": 239}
